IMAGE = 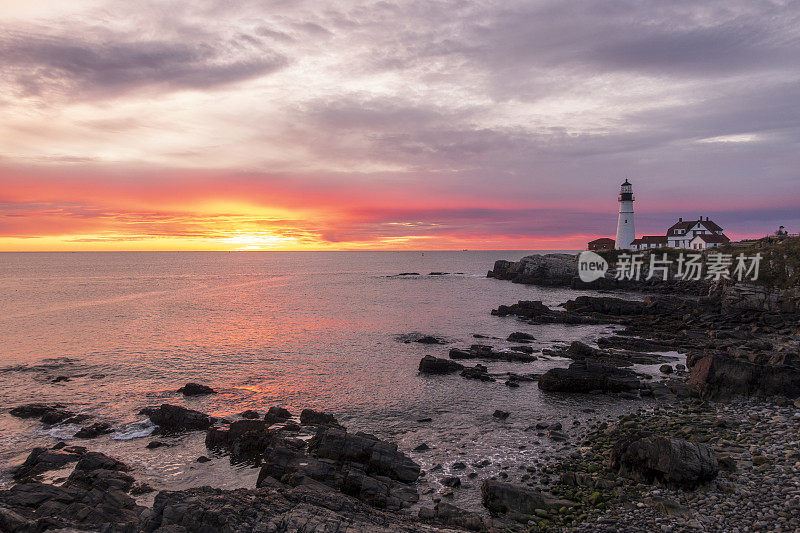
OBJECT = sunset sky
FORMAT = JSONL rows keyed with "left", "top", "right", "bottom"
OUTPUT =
{"left": 1, "top": 0, "right": 798, "bottom": 251}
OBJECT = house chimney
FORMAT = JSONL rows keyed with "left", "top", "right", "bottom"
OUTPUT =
{"left": 679, "top": 217, "right": 682, "bottom": 222}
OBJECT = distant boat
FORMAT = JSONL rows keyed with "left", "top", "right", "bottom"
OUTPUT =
{"left": 462, "top": 249, "right": 469, "bottom": 251}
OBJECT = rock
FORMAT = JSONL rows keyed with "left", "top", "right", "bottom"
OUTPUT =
{"left": 308, "top": 427, "right": 421, "bottom": 483}
{"left": 139, "top": 404, "right": 214, "bottom": 431}
{"left": 660, "top": 364, "right": 674, "bottom": 374}
{"left": 177, "top": 382, "right": 216, "bottom": 396}
{"left": 265, "top": 406, "right": 293, "bottom": 423}
{"left": 441, "top": 476, "right": 461, "bottom": 488}
{"left": 1, "top": 451, "right": 141, "bottom": 531}
{"left": 74, "top": 422, "right": 113, "bottom": 439}
{"left": 9, "top": 403, "right": 75, "bottom": 425}
{"left": 421, "top": 502, "right": 485, "bottom": 531}
{"left": 205, "top": 419, "right": 277, "bottom": 464}
{"left": 492, "top": 410, "right": 510, "bottom": 420}
{"left": 487, "top": 254, "right": 577, "bottom": 286}
{"left": 240, "top": 409, "right": 260, "bottom": 419}
{"left": 689, "top": 353, "right": 800, "bottom": 399}
{"left": 140, "top": 486, "right": 430, "bottom": 532}
{"left": 11, "top": 447, "right": 84, "bottom": 480}
{"left": 414, "top": 443, "right": 430, "bottom": 452}
{"left": 146, "top": 441, "right": 168, "bottom": 449}
{"left": 507, "top": 332, "right": 535, "bottom": 343}
{"left": 461, "top": 364, "right": 495, "bottom": 382}
{"left": 418, "top": 355, "right": 464, "bottom": 374}
{"left": 197, "top": 456, "right": 211, "bottom": 463}
{"left": 299, "top": 409, "right": 340, "bottom": 426}
{"left": 415, "top": 335, "right": 445, "bottom": 344}
{"left": 481, "top": 480, "right": 574, "bottom": 521}
{"left": 538, "top": 360, "right": 640, "bottom": 393}
{"left": 609, "top": 434, "right": 718, "bottom": 488}
{"left": 505, "top": 378, "right": 520, "bottom": 388}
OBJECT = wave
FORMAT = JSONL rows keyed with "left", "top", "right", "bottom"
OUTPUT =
{"left": 112, "top": 419, "right": 157, "bottom": 441}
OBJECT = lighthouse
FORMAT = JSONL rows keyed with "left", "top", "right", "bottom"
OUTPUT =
{"left": 615, "top": 179, "right": 635, "bottom": 249}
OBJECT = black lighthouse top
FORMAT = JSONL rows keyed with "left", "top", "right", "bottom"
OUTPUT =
{"left": 619, "top": 179, "right": 634, "bottom": 202}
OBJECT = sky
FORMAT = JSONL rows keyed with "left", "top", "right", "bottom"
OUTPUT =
{"left": 0, "top": 0, "right": 798, "bottom": 251}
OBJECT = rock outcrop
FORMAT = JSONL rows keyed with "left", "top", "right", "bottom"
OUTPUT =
{"left": 609, "top": 434, "right": 718, "bottom": 488}
{"left": 177, "top": 382, "right": 216, "bottom": 395}
{"left": 481, "top": 479, "right": 574, "bottom": 521}
{"left": 139, "top": 404, "right": 214, "bottom": 431}
{"left": 418, "top": 355, "right": 464, "bottom": 374}
{"left": 538, "top": 360, "right": 640, "bottom": 393}
{"left": 0, "top": 451, "right": 141, "bottom": 532}
{"left": 487, "top": 254, "right": 577, "bottom": 286}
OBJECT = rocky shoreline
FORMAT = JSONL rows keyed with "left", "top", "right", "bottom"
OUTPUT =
{"left": 3, "top": 245, "right": 799, "bottom": 532}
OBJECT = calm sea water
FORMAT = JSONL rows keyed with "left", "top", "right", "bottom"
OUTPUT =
{"left": 0, "top": 251, "right": 663, "bottom": 508}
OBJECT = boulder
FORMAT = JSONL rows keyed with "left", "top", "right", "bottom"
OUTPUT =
{"left": 140, "top": 486, "right": 429, "bottom": 532}
{"left": 492, "top": 410, "right": 510, "bottom": 420}
{"left": 418, "top": 355, "right": 464, "bottom": 374}
{"left": 300, "top": 409, "right": 340, "bottom": 426}
{"left": 689, "top": 353, "right": 800, "bottom": 399}
{"left": 240, "top": 409, "right": 260, "bottom": 419}
{"left": 0, "top": 452, "right": 141, "bottom": 531}
{"left": 609, "top": 434, "right": 718, "bottom": 488}
{"left": 487, "top": 254, "right": 576, "bottom": 286}
{"left": 538, "top": 360, "right": 640, "bottom": 393}
{"left": 265, "top": 406, "right": 293, "bottom": 423}
{"left": 177, "top": 382, "right": 216, "bottom": 396}
{"left": 507, "top": 332, "right": 535, "bottom": 343}
{"left": 74, "top": 422, "right": 114, "bottom": 439}
{"left": 420, "top": 502, "right": 486, "bottom": 531}
{"left": 139, "top": 404, "right": 214, "bottom": 431}
{"left": 308, "top": 427, "right": 420, "bottom": 483}
{"left": 481, "top": 480, "right": 574, "bottom": 521}
{"left": 9, "top": 403, "right": 76, "bottom": 425}
{"left": 660, "top": 364, "right": 673, "bottom": 374}
{"left": 11, "top": 447, "right": 84, "bottom": 480}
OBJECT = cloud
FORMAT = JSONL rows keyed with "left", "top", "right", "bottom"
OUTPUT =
{"left": 0, "top": 29, "right": 288, "bottom": 99}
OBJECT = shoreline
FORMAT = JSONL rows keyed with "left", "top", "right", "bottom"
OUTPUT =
{"left": 2, "top": 248, "right": 799, "bottom": 531}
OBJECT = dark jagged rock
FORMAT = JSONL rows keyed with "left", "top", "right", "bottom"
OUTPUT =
{"left": 0, "top": 451, "right": 141, "bottom": 532}
{"left": 9, "top": 403, "right": 76, "bottom": 425}
{"left": 419, "top": 502, "right": 486, "bottom": 531}
{"left": 74, "top": 422, "right": 113, "bottom": 439}
{"left": 139, "top": 403, "right": 214, "bottom": 431}
{"left": 507, "top": 332, "right": 535, "bottom": 343}
{"left": 205, "top": 419, "right": 277, "bottom": 465}
{"left": 11, "top": 447, "right": 85, "bottom": 480}
{"left": 449, "top": 344, "right": 536, "bottom": 362}
{"left": 492, "top": 300, "right": 600, "bottom": 324}
{"left": 177, "top": 382, "right": 216, "bottom": 396}
{"left": 300, "top": 408, "right": 340, "bottom": 426}
{"left": 492, "top": 410, "right": 510, "bottom": 420}
{"left": 689, "top": 353, "right": 800, "bottom": 399}
{"left": 609, "top": 433, "right": 718, "bottom": 488}
{"left": 418, "top": 355, "right": 463, "bottom": 374}
{"left": 240, "top": 409, "right": 260, "bottom": 419}
{"left": 265, "top": 406, "right": 293, "bottom": 423}
{"left": 415, "top": 335, "right": 445, "bottom": 344}
{"left": 597, "top": 335, "right": 673, "bottom": 352}
{"left": 141, "top": 486, "right": 438, "bottom": 532}
{"left": 481, "top": 479, "right": 574, "bottom": 521}
{"left": 308, "top": 427, "right": 421, "bottom": 483}
{"left": 461, "top": 364, "right": 495, "bottom": 382}
{"left": 660, "top": 364, "right": 674, "bottom": 374}
{"left": 487, "top": 254, "right": 576, "bottom": 286}
{"left": 538, "top": 360, "right": 640, "bottom": 393}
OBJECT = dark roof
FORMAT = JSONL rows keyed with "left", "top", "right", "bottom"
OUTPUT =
{"left": 588, "top": 238, "right": 615, "bottom": 245}
{"left": 631, "top": 235, "right": 668, "bottom": 245}
{"left": 694, "top": 233, "right": 730, "bottom": 243}
{"left": 666, "top": 221, "right": 695, "bottom": 236}
{"left": 622, "top": 179, "right": 631, "bottom": 185}
{"left": 667, "top": 218, "right": 724, "bottom": 236}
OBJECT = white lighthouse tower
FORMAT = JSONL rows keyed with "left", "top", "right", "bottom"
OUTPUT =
{"left": 615, "top": 179, "right": 635, "bottom": 249}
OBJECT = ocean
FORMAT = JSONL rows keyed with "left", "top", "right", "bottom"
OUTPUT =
{"left": 0, "top": 251, "right": 663, "bottom": 509}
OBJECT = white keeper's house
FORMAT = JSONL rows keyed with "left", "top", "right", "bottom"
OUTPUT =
{"left": 631, "top": 217, "right": 731, "bottom": 251}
